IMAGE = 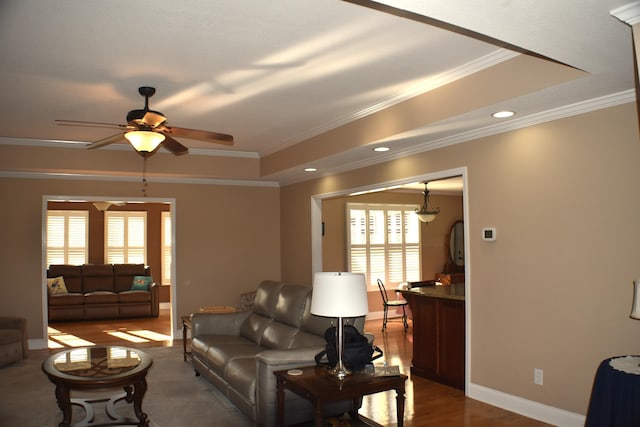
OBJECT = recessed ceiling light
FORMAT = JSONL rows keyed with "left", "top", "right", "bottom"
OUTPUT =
{"left": 492, "top": 110, "right": 515, "bottom": 118}
{"left": 304, "top": 167, "right": 317, "bottom": 172}
{"left": 373, "top": 146, "right": 390, "bottom": 152}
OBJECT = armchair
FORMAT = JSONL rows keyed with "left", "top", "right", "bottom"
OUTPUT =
{"left": 0, "top": 317, "right": 28, "bottom": 367}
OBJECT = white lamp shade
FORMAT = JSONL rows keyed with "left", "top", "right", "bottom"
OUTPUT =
{"left": 310, "top": 272, "right": 368, "bottom": 317}
{"left": 631, "top": 279, "right": 640, "bottom": 319}
{"left": 125, "top": 131, "right": 165, "bottom": 153}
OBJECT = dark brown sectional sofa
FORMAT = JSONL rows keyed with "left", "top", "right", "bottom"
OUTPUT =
{"left": 46, "top": 264, "right": 160, "bottom": 322}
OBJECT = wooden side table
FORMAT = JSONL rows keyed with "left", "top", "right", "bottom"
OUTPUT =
{"left": 274, "top": 365, "right": 407, "bottom": 427}
{"left": 181, "top": 316, "right": 192, "bottom": 362}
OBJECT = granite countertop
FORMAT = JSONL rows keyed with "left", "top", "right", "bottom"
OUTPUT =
{"left": 399, "top": 282, "right": 465, "bottom": 301}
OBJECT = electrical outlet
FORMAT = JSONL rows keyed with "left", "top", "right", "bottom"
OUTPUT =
{"left": 534, "top": 368, "right": 543, "bottom": 385}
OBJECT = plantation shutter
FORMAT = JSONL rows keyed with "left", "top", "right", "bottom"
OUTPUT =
{"left": 347, "top": 203, "right": 421, "bottom": 288}
{"left": 105, "top": 212, "right": 147, "bottom": 264}
{"left": 46, "top": 210, "right": 88, "bottom": 266}
{"left": 161, "top": 211, "right": 172, "bottom": 286}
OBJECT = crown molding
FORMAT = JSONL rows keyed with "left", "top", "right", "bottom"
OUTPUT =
{"left": 0, "top": 170, "right": 279, "bottom": 188}
{"left": 611, "top": 2, "right": 640, "bottom": 25}
{"left": 0, "top": 137, "right": 260, "bottom": 159}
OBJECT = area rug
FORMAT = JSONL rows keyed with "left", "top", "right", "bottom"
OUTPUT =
{"left": 0, "top": 345, "right": 250, "bottom": 427}
{"left": 0, "top": 346, "right": 379, "bottom": 427}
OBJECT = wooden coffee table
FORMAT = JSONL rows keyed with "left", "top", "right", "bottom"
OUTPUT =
{"left": 42, "top": 346, "right": 152, "bottom": 427}
{"left": 274, "top": 365, "right": 407, "bottom": 427}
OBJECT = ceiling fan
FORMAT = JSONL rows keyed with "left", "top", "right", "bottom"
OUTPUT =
{"left": 55, "top": 86, "right": 234, "bottom": 156}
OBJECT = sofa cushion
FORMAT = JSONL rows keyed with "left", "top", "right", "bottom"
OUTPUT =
{"left": 82, "top": 264, "right": 115, "bottom": 293}
{"left": 118, "top": 290, "right": 151, "bottom": 303}
{"left": 48, "top": 265, "right": 83, "bottom": 293}
{"left": 273, "top": 284, "right": 310, "bottom": 328}
{"left": 226, "top": 357, "right": 258, "bottom": 404}
{"left": 261, "top": 321, "right": 301, "bottom": 350}
{"left": 194, "top": 336, "right": 263, "bottom": 375}
{"left": 252, "top": 280, "right": 283, "bottom": 318}
{"left": 84, "top": 291, "right": 118, "bottom": 304}
{"left": 240, "top": 313, "right": 272, "bottom": 345}
{"left": 48, "top": 293, "right": 84, "bottom": 306}
{"left": 47, "top": 276, "right": 68, "bottom": 295}
{"left": 288, "top": 330, "right": 327, "bottom": 349}
{"left": 114, "top": 264, "right": 149, "bottom": 292}
{"left": 131, "top": 276, "right": 152, "bottom": 291}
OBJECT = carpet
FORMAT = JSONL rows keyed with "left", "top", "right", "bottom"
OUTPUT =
{"left": 0, "top": 345, "right": 250, "bottom": 427}
{"left": 0, "top": 346, "right": 379, "bottom": 427}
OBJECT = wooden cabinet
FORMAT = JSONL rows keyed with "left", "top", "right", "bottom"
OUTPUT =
{"left": 401, "top": 291, "right": 465, "bottom": 390}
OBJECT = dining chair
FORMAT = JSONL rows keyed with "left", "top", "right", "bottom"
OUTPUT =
{"left": 376, "top": 279, "right": 408, "bottom": 332}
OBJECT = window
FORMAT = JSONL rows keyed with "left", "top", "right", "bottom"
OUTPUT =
{"left": 46, "top": 210, "right": 89, "bottom": 266}
{"left": 347, "top": 203, "right": 421, "bottom": 288}
{"left": 105, "top": 211, "right": 147, "bottom": 264}
{"left": 161, "top": 211, "right": 172, "bottom": 286}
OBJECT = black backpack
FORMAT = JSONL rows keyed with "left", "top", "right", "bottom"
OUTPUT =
{"left": 314, "top": 325, "right": 383, "bottom": 371}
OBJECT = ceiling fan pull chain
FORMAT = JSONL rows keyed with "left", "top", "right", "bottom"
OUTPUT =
{"left": 141, "top": 155, "right": 148, "bottom": 197}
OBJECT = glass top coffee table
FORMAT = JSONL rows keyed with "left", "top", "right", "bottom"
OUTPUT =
{"left": 42, "top": 346, "right": 153, "bottom": 427}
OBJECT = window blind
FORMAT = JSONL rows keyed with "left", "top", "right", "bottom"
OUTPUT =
{"left": 347, "top": 203, "right": 421, "bottom": 288}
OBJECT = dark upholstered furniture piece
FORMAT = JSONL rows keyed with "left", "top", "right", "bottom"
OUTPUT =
{"left": 47, "top": 264, "right": 159, "bottom": 322}
{"left": 190, "top": 280, "right": 366, "bottom": 427}
{"left": 0, "top": 317, "right": 28, "bottom": 367}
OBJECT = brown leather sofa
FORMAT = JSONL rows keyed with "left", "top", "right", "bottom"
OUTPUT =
{"left": 46, "top": 264, "right": 159, "bottom": 322}
{"left": 191, "top": 280, "right": 366, "bottom": 427}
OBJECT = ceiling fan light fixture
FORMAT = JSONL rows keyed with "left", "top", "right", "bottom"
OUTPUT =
{"left": 125, "top": 131, "right": 165, "bottom": 153}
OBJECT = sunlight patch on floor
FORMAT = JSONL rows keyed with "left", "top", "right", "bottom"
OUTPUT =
{"left": 49, "top": 334, "right": 95, "bottom": 348}
{"left": 106, "top": 330, "right": 150, "bottom": 343}
{"left": 127, "top": 329, "right": 172, "bottom": 341}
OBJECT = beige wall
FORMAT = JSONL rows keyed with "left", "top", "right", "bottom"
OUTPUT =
{"left": 280, "top": 102, "right": 640, "bottom": 415}
{"left": 0, "top": 179, "right": 280, "bottom": 338}
{"left": 321, "top": 191, "right": 462, "bottom": 311}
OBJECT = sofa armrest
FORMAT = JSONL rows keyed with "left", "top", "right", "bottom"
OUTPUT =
{"left": 256, "top": 347, "right": 323, "bottom": 367}
{"left": 255, "top": 347, "right": 325, "bottom": 425}
{"left": 191, "top": 311, "right": 252, "bottom": 336}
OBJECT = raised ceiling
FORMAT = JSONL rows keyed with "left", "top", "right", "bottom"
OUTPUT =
{"left": 0, "top": 0, "right": 635, "bottom": 187}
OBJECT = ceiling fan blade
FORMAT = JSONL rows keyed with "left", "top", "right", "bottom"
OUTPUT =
{"left": 55, "top": 119, "right": 129, "bottom": 130}
{"left": 161, "top": 125, "right": 234, "bottom": 146}
{"left": 160, "top": 134, "right": 189, "bottom": 155}
{"left": 86, "top": 133, "right": 126, "bottom": 149}
{"left": 141, "top": 111, "right": 167, "bottom": 128}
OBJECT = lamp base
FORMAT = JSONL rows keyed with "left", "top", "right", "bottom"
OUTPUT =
{"left": 328, "top": 363, "right": 352, "bottom": 380}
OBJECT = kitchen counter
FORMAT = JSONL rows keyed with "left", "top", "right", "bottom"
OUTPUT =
{"left": 399, "top": 283, "right": 465, "bottom": 301}
{"left": 398, "top": 283, "right": 465, "bottom": 389}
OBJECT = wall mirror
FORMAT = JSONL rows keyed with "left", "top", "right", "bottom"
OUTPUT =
{"left": 449, "top": 220, "right": 465, "bottom": 267}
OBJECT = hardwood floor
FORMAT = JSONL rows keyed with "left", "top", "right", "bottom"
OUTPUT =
{"left": 46, "top": 311, "right": 550, "bottom": 426}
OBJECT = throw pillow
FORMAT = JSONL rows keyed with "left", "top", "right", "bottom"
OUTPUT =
{"left": 47, "top": 276, "right": 68, "bottom": 295}
{"left": 131, "top": 276, "right": 153, "bottom": 291}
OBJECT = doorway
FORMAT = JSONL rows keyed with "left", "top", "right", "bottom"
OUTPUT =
{"left": 41, "top": 195, "right": 177, "bottom": 349}
{"left": 309, "top": 167, "right": 470, "bottom": 391}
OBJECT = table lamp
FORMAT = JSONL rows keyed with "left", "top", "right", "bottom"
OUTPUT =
{"left": 310, "top": 272, "right": 369, "bottom": 379}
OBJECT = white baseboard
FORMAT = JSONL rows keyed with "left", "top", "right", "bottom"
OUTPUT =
{"left": 159, "top": 302, "right": 171, "bottom": 310}
{"left": 467, "top": 383, "right": 585, "bottom": 427}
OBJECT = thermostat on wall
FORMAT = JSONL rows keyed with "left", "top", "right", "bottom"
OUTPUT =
{"left": 482, "top": 227, "right": 496, "bottom": 241}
